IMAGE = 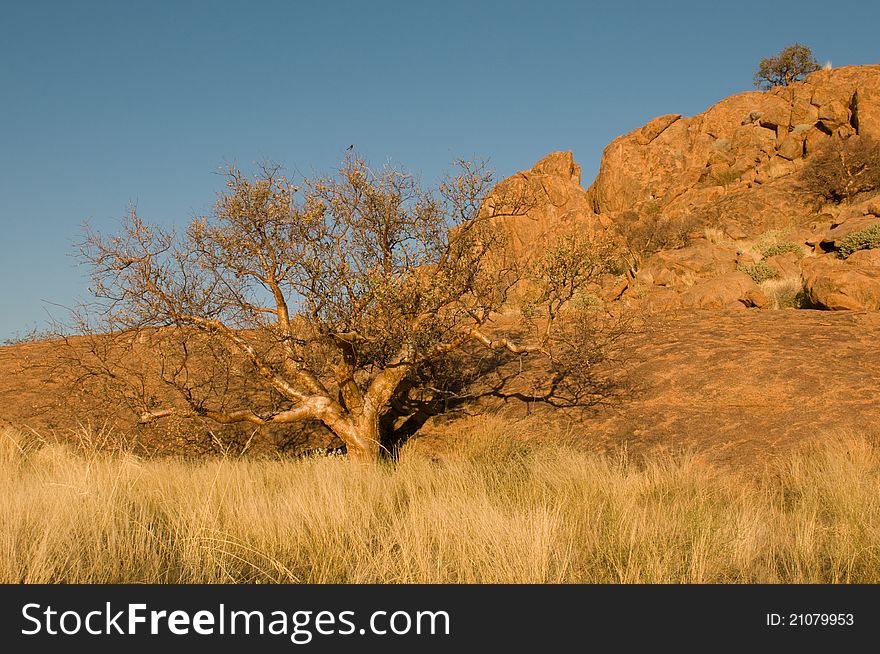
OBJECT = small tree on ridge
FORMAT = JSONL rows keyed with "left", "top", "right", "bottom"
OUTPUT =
{"left": 754, "top": 43, "right": 820, "bottom": 90}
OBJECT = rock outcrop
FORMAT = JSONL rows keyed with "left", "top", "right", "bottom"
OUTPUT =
{"left": 679, "top": 272, "right": 767, "bottom": 310}
{"left": 847, "top": 248, "right": 880, "bottom": 267}
{"left": 805, "top": 266, "right": 880, "bottom": 311}
{"left": 637, "top": 241, "right": 737, "bottom": 287}
{"left": 486, "top": 151, "right": 605, "bottom": 262}
{"left": 586, "top": 65, "right": 880, "bottom": 236}
{"left": 487, "top": 65, "right": 880, "bottom": 315}
{"left": 813, "top": 200, "right": 880, "bottom": 251}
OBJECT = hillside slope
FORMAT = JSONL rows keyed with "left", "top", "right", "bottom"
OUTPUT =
{"left": 4, "top": 309, "right": 878, "bottom": 465}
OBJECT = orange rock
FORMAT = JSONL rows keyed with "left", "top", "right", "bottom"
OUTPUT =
{"left": 804, "top": 258, "right": 880, "bottom": 311}
{"left": 484, "top": 151, "right": 602, "bottom": 263}
{"left": 845, "top": 249, "right": 880, "bottom": 268}
{"left": 679, "top": 272, "right": 763, "bottom": 309}
{"left": 638, "top": 241, "right": 737, "bottom": 288}
{"left": 819, "top": 215, "right": 880, "bottom": 250}
{"left": 766, "top": 252, "right": 801, "bottom": 278}
{"left": 585, "top": 65, "right": 880, "bottom": 235}
{"left": 485, "top": 65, "right": 880, "bottom": 314}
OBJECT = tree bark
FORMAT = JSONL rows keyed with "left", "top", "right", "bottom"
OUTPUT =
{"left": 345, "top": 417, "right": 382, "bottom": 464}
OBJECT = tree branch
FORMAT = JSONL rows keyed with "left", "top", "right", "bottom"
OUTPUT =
{"left": 138, "top": 403, "right": 319, "bottom": 426}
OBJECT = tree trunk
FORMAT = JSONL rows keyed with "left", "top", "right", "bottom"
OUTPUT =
{"left": 340, "top": 366, "right": 409, "bottom": 464}
{"left": 345, "top": 425, "right": 381, "bottom": 465}
{"left": 325, "top": 367, "right": 409, "bottom": 464}
{"left": 315, "top": 399, "right": 382, "bottom": 464}
{"left": 345, "top": 415, "right": 381, "bottom": 464}
{"left": 346, "top": 438, "right": 381, "bottom": 464}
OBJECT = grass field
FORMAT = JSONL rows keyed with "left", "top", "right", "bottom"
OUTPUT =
{"left": 2, "top": 417, "right": 878, "bottom": 583}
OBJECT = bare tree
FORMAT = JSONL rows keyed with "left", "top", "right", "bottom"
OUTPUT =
{"left": 613, "top": 209, "right": 696, "bottom": 282}
{"left": 801, "top": 135, "right": 880, "bottom": 204}
{"left": 74, "top": 155, "right": 618, "bottom": 463}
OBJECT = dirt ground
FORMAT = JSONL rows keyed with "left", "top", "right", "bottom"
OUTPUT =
{"left": 2, "top": 308, "right": 879, "bottom": 466}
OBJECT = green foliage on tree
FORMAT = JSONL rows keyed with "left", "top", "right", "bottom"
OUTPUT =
{"left": 753, "top": 44, "right": 820, "bottom": 90}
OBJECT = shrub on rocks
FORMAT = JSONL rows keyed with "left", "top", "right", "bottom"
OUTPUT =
{"left": 761, "top": 241, "right": 805, "bottom": 259}
{"left": 838, "top": 223, "right": 880, "bottom": 259}
{"left": 739, "top": 260, "right": 780, "bottom": 284}
{"left": 801, "top": 136, "right": 880, "bottom": 204}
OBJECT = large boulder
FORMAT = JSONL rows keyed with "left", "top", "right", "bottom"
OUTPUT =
{"left": 638, "top": 287, "right": 683, "bottom": 313}
{"left": 637, "top": 241, "right": 738, "bottom": 287}
{"left": 679, "top": 272, "right": 766, "bottom": 310}
{"left": 846, "top": 249, "right": 880, "bottom": 268}
{"left": 852, "top": 80, "right": 880, "bottom": 141}
{"left": 803, "top": 255, "right": 880, "bottom": 310}
{"left": 765, "top": 251, "right": 802, "bottom": 278}
{"left": 485, "top": 151, "right": 604, "bottom": 263}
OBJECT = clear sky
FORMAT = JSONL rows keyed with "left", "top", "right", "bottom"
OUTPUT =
{"left": 1, "top": 0, "right": 878, "bottom": 339}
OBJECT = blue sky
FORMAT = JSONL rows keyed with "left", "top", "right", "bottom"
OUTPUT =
{"left": 1, "top": 0, "right": 878, "bottom": 339}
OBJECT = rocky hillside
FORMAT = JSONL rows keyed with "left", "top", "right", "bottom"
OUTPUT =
{"left": 587, "top": 64, "right": 880, "bottom": 228}
{"left": 497, "top": 64, "right": 880, "bottom": 313}
{"left": 484, "top": 150, "right": 607, "bottom": 262}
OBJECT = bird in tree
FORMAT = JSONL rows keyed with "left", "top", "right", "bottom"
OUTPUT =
{"left": 753, "top": 43, "right": 820, "bottom": 90}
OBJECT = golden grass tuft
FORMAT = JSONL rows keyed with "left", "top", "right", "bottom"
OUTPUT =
{"left": 1, "top": 417, "right": 878, "bottom": 583}
{"left": 703, "top": 227, "right": 726, "bottom": 244}
{"left": 759, "top": 276, "right": 809, "bottom": 309}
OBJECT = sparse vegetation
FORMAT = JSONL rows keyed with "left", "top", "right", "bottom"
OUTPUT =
{"left": 704, "top": 229, "right": 800, "bottom": 263}
{"left": 2, "top": 326, "right": 54, "bottom": 346}
{"left": 761, "top": 241, "right": 804, "bottom": 259}
{"left": 721, "top": 232, "right": 810, "bottom": 298}
{"left": 755, "top": 229, "right": 794, "bottom": 250}
{"left": 759, "top": 277, "right": 810, "bottom": 309}
{"left": 2, "top": 420, "right": 879, "bottom": 583}
{"left": 801, "top": 135, "right": 880, "bottom": 204}
{"left": 712, "top": 168, "right": 740, "bottom": 188}
{"left": 703, "top": 227, "right": 726, "bottom": 244}
{"left": 753, "top": 43, "right": 820, "bottom": 90}
{"left": 739, "top": 260, "right": 779, "bottom": 284}
{"left": 838, "top": 223, "right": 880, "bottom": 259}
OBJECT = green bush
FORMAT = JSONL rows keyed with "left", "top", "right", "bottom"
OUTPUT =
{"left": 761, "top": 241, "right": 804, "bottom": 259}
{"left": 739, "top": 261, "right": 779, "bottom": 284}
{"left": 838, "top": 223, "right": 880, "bottom": 259}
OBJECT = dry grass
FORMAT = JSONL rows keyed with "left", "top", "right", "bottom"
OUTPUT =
{"left": 759, "top": 276, "right": 809, "bottom": 309}
{"left": 1, "top": 418, "right": 878, "bottom": 583}
{"left": 703, "top": 227, "right": 726, "bottom": 244}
